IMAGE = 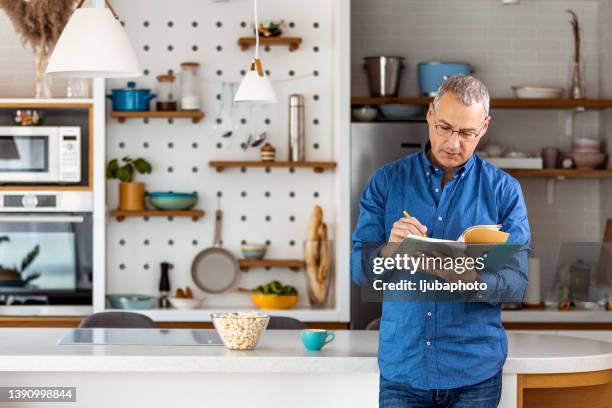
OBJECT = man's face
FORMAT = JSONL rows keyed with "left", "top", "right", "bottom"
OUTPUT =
{"left": 425, "top": 92, "right": 490, "bottom": 169}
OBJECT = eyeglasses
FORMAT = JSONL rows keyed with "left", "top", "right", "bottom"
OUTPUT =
{"left": 432, "top": 108, "right": 486, "bottom": 142}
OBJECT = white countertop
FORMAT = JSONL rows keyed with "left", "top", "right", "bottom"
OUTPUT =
{"left": 502, "top": 308, "right": 612, "bottom": 323}
{"left": 0, "top": 329, "right": 610, "bottom": 375}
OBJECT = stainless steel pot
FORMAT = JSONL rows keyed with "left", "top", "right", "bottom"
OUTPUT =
{"left": 363, "top": 56, "right": 405, "bottom": 97}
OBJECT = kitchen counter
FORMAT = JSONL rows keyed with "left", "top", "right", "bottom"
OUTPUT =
{"left": 0, "top": 329, "right": 610, "bottom": 407}
{"left": 502, "top": 308, "right": 612, "bottom": 323}
{"left": 0, "top": 329, "right": 610, "bottom": 374}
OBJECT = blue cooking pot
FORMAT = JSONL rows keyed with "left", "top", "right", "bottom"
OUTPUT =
{"left": 418, "top": 62, "right": 472, "bottom": 97}
{"left": 107, "top": 81, "right": 156, "bottom": 111}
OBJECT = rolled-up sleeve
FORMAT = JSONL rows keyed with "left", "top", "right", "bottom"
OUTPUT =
{"left": 351, "top": 168, "right": 388, "bottom": 286}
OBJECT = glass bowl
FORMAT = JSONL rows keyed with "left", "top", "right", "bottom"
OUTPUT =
{"left": 211, "top": 312, "right": 270, "bottom": 350}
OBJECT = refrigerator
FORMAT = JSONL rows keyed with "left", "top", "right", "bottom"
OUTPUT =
{"left": 350, "top": 122, "right": 429, "bottom": 329}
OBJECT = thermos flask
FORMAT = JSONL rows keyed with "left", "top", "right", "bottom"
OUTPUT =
{"left": 288, "top": 94, "right": 305, "bottom": 162}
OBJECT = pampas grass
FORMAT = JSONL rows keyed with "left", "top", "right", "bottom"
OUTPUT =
{"left": 0, "top": 0, "right": 78, "bottom": 96}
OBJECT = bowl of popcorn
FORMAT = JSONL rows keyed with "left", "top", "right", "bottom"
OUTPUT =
{"left": 211, "top": 311, "right": 270, "bottom": 350}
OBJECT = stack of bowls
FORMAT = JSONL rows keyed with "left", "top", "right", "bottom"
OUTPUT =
{"left": 570, "top": 138, "right": 606, "bottom": 169}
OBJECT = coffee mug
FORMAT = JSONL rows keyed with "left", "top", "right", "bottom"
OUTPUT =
{"left": 300, "top": 329, "right": 335, "bottom": 351}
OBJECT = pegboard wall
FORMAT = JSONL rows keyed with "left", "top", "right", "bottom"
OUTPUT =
{"left": 105, "top": 0, "right": 338, "bottom": 310}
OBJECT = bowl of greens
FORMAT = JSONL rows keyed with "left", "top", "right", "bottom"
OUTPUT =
{"left": 249, "top": 280, "right": 299, "bottom": 310}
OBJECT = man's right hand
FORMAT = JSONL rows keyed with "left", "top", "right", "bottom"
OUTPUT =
{"left": 389, "top": 216, "right": 428, "bottom": 242}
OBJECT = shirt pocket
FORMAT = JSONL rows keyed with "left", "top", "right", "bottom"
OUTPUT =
{"left": 379, "top": 319, "right": 397, "bottom": 343}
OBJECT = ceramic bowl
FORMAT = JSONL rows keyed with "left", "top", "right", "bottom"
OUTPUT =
{"left": 378, "top": 104, "right": 423, "bottom": 120}
{"left": 168, "top": 297, "right": 204, "bottom": 310}
{"left": 572, "top": 138, "right": 601, "bottom": 153}
{"left": 352, "top": 105, "right": 378, "bottom": 122}
{"left": 570, "top": 152, "right": 606, "bottom": 169}
{"left": 512, "top": 86, "right": 564, "bottom": 99}
{"left": 241, "top": 244, "right": 267, "bottom": 259}
{"left": 250, "top": 293, "right": 299, "bottom": 310}
{"left": 148, "top": 192, "right": 198, "bottom": 211}
{"left": 107, "top": 294, "right": 156, "bottom": 309}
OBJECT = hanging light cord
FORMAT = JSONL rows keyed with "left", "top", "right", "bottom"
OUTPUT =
{"left": 253, "top": 0, "right": 259, "bottom": 60}
{"left": 76, "top": 0, "right": 119, "bottom": 20}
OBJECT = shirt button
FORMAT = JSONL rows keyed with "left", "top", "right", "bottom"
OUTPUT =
{"left": 426, "top": 172, "right": 430, "bottom": 176}
{"left": 434, "top": 188, "right": 439, "bottom": 193}
{"left": 427, "top": 311, "right": 432, "bottom": 316}
{"left": 437, "top": 216, "right": 443, "bottom": 221}
{"left": 461, "top": 172, "right": 465, "bottom": 177}
{"left": 426, "top": 341, "right": 431, "bottom": 346}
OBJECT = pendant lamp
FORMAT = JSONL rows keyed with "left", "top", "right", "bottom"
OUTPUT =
{"left": 46, "top": 0, "right": 141, "bottom": 78}
{"left": 234, "top": 0, "right": 277, "bottom": 103}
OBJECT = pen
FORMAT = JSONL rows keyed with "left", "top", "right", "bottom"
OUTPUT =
{"left": 403, "top": 210, "right": 426, "bottom": 237}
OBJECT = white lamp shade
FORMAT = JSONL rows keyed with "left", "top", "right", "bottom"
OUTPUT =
{"left": 46, "top": 8, "right": 141, "bottom": 78}
{"left": 234, "top": 70, "right": 278, "bottom": 104}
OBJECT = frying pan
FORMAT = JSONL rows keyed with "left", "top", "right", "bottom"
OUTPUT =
{"left": 191, "top": 209, "right": 240, "bottom": 293}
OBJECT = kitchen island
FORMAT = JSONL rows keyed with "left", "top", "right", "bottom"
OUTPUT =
{"left": 0, "top": 329, "right": 610, "bottom": 407}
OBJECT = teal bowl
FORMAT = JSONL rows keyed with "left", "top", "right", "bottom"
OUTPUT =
{"left": 148, "top": 192, "right": 198, "bottom": 211}
{"left": 107, "top": 294, "right": 156, "bottom": 309}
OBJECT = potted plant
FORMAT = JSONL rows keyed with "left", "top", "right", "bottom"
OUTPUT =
{"left": 106, "top": 156, "right": 152, "bottom": 211}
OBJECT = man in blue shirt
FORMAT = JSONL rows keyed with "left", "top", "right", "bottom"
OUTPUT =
{"left": 351, "top": 75, "right": 530, "bottom": 407}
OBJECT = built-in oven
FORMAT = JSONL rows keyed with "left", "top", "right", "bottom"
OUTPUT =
{"left": 0, "top": 192, "right": 92, "bottom": 305}
{"left": 0, "top": 126, "right": 81, "bottom": 184}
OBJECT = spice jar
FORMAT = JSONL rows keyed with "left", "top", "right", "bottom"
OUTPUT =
{"left": 156, "top": 74, "right": 177, "bottom": 111}
{"left": 179, "top": 62, "right": 201, "bottom": 111}
{"left": 260, "top": 143, "right": 276, "bottom": 162}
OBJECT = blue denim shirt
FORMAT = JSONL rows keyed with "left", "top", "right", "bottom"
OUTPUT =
{"left": 351, "top": 146, "right": 530, "bottom": 390}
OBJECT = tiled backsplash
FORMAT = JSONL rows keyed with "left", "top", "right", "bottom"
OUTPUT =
{"left": 351, "top": 0, "right": 600, "bottom": 98}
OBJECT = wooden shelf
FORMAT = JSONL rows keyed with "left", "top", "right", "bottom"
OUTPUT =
{"left": 503, "top": 168, "right": 612, "bottom": 178}
{"left": 239, "top": 259, "right": 304, "bottom": 272}
{"left": 209, "top": 160, "right": 337, "bottom": 173}
{"left": 351, "top": 97, "right": 612, "bottom": 110}
{"left": 110, "top": 209, "right": 205, "bottom": 222}
{"left": 110, "top": 110, "right": 205, "bottom": 124}
{"left": 238, "top": 37, "right": 302, "bottom": 52}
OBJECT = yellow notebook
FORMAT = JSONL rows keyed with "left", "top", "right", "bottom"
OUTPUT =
{"left": 459, "top": 225, "right": 509, "bottom": 244}
{"left": 405, "top": 225, "right": 509, "bottom": 244}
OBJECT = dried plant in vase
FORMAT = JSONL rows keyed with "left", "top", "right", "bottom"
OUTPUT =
{"left": 566, "top": 9, "right": 585, "bottom": 99}
{"left": 0, "top": 0, "right": 77, "bottom": 98}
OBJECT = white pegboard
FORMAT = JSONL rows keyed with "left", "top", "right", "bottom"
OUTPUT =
{"left": 105, "top": 0, "right": 338, "bottom": 311}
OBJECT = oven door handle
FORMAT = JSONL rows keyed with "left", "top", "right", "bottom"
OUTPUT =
{"left": 0, "top": 215, "right": 84, "bottom": 223}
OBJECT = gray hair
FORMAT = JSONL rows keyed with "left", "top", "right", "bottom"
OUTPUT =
{"left": 432, "top": 75, "right": 490, "bottom": 119}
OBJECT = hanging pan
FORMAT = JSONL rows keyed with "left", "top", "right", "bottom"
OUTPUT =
{"left": 191, "top": 209, "right": 240, "bottom": 293}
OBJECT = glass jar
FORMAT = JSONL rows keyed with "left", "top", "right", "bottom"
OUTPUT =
{"left": 155, "top": 74, "right": 177, "bottom": 111}
{"left": 179, "top": 62, "right": 201, "bottom": 111}
{"left": 66, "top": 78, "right": 91, "bottom": 98}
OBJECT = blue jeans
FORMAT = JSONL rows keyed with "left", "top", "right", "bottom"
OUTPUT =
{"left": 379, "top": 370, "right": 502, "bottom": 408}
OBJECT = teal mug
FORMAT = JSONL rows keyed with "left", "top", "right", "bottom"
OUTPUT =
{"left": 300, "top": 329, "right": 335, "bottom": 351}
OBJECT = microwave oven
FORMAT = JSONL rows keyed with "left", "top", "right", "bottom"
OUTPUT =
{"left": 0, "top": 126, "right": 81, "bottom": 184}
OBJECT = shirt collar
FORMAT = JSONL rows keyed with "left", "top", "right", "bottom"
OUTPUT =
{"left": 421, "top": 141, "right": 476, "bottom": 178}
